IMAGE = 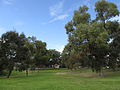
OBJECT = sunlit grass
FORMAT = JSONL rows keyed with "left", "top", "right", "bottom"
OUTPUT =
{"left": 0, "top": 69, "right": 120, "bottom": 90}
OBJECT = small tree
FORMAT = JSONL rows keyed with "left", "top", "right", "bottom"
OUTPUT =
{"left": 0, "top": 31, "right": 24, "bottom": 78}
{"left": 48, "top": 49, "right": 60, "bottom": 67}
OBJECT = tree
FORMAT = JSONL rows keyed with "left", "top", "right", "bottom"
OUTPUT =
{"left": 34, "top": 40, "right": 49, "bottom": 68}
{"left": 0, "top": 31, "right": 50, "bottom": 77}
{"left": 64, "top": 5, "right": 91, "bottom": 70}
{"left": 0, "top": 31, "right": 24, "bottom": 78}
{"left": 94, "top": 0, "right": 119, "bottom": 72}
{"left": 61, "top": 44, "right": 72, "bottom": 69}
{"left": 16, "top": 33, "right": 32, "bottom": 76}
{"left": 106, "top": 21, "right": 120, "bottom": 70}
{"left": 64, "top": 0, "right": 120, "bottom": 75}
{"left": 48, "top": 49, "right": 60, "bottom": 67}
{"left": 95, "top": 0, "right": 119, "bottom": 22}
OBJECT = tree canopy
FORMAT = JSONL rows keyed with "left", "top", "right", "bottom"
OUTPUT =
{"left": 62, "top": 0, "right": 120, "bottom": 74}
{"left": 0, "top": 31, "right": 60, "bottom": 78}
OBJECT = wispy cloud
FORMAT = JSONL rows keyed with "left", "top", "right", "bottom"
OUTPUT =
{"left": 2, "top": 0, "right": 14, "bottom": 5}
{"left": 49, "top": 14, "right": 69, "bottom": 23}
{"left": 49, "top": 1, "right": 64, "bottom": 17}
{"left": 43, "top": 0, "right": 93, "bottom": 24}
{"left": 48, "top": 0, "right": 69, "bottom": 23}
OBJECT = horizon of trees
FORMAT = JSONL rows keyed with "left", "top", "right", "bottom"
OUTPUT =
{"left": 0, "top": 31, "right": 60, "bottom": 78}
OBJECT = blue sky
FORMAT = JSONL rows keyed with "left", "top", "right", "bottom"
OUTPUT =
{"left": 0, "top": 0, "right": 120, "bottom": 52}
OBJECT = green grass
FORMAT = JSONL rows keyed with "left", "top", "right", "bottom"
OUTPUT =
{"left": 0, "top": 69, "right": 120, "bottom": 90}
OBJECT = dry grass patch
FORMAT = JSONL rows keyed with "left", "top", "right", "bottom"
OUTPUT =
{"left": 56, "top": 71, "right": 120, "bottom": 78}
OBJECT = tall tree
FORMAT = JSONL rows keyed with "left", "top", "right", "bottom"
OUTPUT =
{"left": 64, "top": 0, "right": 120, "bottom": 74}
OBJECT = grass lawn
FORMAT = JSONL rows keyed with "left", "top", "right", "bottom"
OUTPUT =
{"left": 0, "top": 69, "right": 120, "bottom": 90}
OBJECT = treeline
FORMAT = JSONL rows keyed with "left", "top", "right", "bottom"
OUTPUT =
{"left": 0, "top": 31, "right": 60, "bottom": 78}
{"left": 61, "top": 0, "right": 120, "bottom": 75}
{"left": 0, "top": 0, "right": 120, "bottom": 78}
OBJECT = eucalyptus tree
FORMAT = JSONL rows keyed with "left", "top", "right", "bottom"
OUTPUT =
{"left": 95, "top": 0, "right": 119, "bottom": 71}
{"left": 64, "top": 0, "right": 119, "bottom": 74}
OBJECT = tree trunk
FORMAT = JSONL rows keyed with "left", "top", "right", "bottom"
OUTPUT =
{"left": 99, "top": 70, "right": 104, "bottom": 77}
{"left": 26, "top": 69, "right": 28, "bottom": 77}
{"left": 37, "top": 68, "right": 40, "bottom": 73}
{"left": 7, "top": 70, "right": 12, "bottom": 78}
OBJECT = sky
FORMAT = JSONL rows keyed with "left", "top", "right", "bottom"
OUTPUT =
{"left": 0, "top": 0, "right": 120, "bottom": 52}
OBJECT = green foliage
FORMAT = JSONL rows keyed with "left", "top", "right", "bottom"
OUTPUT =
{"left": 0, "top": 31, "right": 26, "bottom": 78}
{"left": 95, "top": 0, "right": 119, "bottom": 21}
{"left": 48, "top": 49, "right": 60, "bottom": 66}
{"left": 0, "top": 31, "right": 52, "bottom": 77}
{"left": 63, "top": 0, "right": 120, "bottom": 73}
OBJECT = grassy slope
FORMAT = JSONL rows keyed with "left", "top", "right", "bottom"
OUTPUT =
{"left": 0, "top": 69, "right": 120, "bottom": 90}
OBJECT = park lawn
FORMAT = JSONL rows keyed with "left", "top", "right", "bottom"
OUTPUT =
{"left": 0, "top": 69, "right": 120, "bottom": 90}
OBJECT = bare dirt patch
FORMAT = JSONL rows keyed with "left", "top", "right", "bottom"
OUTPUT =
{"left": 56, "top": 72, "right": 67, "bottom": 75}
{"left": 56, "top": 71, "right": 120, "bottom": 78}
